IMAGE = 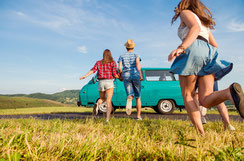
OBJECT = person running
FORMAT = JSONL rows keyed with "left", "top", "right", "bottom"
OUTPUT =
{"left": 168, "top": 0, "right": 244, "bottom": 135}
{"left": 118, "top": 39, "right": 143, "bottom": 120}
{"left": 80, "top": 49, "right": 119, "bottom": 122}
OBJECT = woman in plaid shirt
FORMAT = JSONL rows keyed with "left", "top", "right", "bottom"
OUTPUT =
{"left": 80, "top": 49, "right": 119, "bottom": 122}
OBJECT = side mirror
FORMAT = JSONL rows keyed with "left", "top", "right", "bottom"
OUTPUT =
{"left": 92, "top": 76, "right": 97, "bottom": 84}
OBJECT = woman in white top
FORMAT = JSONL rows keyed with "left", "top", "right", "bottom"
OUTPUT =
{"left": 168, "top": 0, "right": 244, "bottom": 135}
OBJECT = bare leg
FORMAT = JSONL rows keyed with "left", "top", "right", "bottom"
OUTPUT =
{"left": 198, "top": 75, "right": 233, "bottom": 108}
{"left": 98, "top": 91, "right": 106, "bottom": 105}
{"left": 92, "top": 91, "right": 106, "bottom": 116}
{"left": 193, "top": 93, "right": 207, "bottom": 124}
{"left": 196, "top": 90, "right": 233, "bottom": 129}
{"left": 136, "top": 97, "right": 141, "bottom": 118}
{"left": 216, "top": 103, "right": 231, "bottom": 128}
{"left": 105, "top": 88, "right": 114, "bottom": 121}
{"left": 193, "top": 93, "right": 203, "bottom": 117}
{"left": 126, "top": 96, "right": 133, "bottom": 115}
{"left": 195, "top": 77, "right": 235, "bottom": 130}
{"left": 179, "top": 75, "right": 204, "bottom": 134}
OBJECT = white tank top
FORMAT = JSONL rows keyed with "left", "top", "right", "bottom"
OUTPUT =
{"left": 178, "top": 12, "right": 210, "bottom": 42}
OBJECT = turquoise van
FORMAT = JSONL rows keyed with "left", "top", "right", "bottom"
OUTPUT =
{"left": 77, "top": 68, "right": 184, "bottom": 114}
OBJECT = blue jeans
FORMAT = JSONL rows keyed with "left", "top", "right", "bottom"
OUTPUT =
{"left": 213, "top": 81, "right": 218, "bottom": 91}
{"left": 123, "top": 72, "right": 141, "bottom": 98}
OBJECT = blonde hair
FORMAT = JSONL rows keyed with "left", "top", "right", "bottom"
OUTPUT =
{"left": 101, "top": 49, "right": 114, "bottom": 64}
{"left": 171, "top": 0, "right": 216, "bottom": 29}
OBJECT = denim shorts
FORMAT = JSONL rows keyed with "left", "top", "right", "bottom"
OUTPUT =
{"left": 98, "top": 79, "right": 114, "bottom": 91}
{"left": 122, "top": 73, "right": 141, "bottom": 98}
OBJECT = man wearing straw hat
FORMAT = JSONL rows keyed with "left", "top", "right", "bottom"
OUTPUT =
{"left": 118, "top": 39, "right": 143, "bottom": 120}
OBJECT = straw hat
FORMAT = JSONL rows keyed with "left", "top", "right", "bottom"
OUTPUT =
{"left": 124, "top": 39, "right": 135, "bottom": 48}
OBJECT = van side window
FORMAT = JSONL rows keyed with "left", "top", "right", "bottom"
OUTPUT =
{"left": 145, "top": 70, "right": 176, "bottom": 81}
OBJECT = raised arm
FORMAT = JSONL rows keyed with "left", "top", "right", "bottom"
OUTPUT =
{"left": 180, "top": 10, "right": 201, "bottom": 49}
{"left": 136, "top": 57, "right": 143, "bottom": 80}
{"left": 80, "top": 70, "right": 94, "bottom": 80}
{"left": 168, "top": 10, "right": 200, "bottom": 61}
{"left": 80, "top": 62, "right": 97, "bottom": 80}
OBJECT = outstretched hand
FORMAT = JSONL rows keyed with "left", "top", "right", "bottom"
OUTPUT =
{"left": 80, "top": 76, "right": 86, "bottom": 80}
{"left": 168, "top": 48, "right": 184, "bottom": 62}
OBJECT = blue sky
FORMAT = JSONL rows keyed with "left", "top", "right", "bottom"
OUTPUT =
{"left": 0, "top": 0, "right": 244, "bottom": 94}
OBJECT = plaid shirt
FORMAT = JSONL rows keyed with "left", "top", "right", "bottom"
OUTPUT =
{"left": 118, "top": 52, "right": 141, "bottom": 74}
{"left": 91, "top": 61, "right": 118, "bottom": 79}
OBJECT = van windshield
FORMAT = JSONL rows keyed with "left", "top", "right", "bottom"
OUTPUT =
{"left": 145, "top": 70, "right": 176, "bottom": 81}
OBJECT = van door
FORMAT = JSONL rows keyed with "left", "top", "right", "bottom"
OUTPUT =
{"left": 87, "top": 77, "right": 99, "bottom": 105}
{"left": 113, "top": 79, "right": 127, "bottom": 107}
{"left": 142, "top": 70, "right": 182, "bottom": 107}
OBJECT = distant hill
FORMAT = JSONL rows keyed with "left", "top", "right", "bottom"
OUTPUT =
{"left": 52, "top": 90, "right": 80, "bottom": 104}
{"left": 0, "top": 96, "right": 68, "bottom": 109}
{"left": 0, "top": 90, "right": 80, "bottom": 104}
{"left": 1, "top": 89, "right": 233, "bottom": 106}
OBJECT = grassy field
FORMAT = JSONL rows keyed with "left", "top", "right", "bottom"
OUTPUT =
{"left": 0, "top": 106, "right": 90, "bottom": 115}
{"left": 0, "top": 96, "right": 69, "bottom": 109}
{"left": 0, "top": 103, "right": 242, "bottom": 160}
{"left": 0, "top": 105, "right": 240, "bottom": 116}
{"left": 0, "top": 95, "right": 239, "bottom": 116}
{"left": 0, "top": 118, "right": 243, "bottom": 160}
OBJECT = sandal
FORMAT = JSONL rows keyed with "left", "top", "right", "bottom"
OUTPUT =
{"left": 230, "top": 83, "right": 244, "bottom": 118}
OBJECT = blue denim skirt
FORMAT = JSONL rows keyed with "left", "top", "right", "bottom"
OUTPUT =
{"left": 169, "top": 39, "right": 233, "bottom": 80}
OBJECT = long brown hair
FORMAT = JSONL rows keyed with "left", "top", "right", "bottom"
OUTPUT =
{"left": 171, "top": 0, "right": 215, "bottom": 29}
{"left": 101, "top": 49, "right": 114, "bottom": 64}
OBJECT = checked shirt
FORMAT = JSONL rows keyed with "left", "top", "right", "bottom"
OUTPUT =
{"left": 91, "top": 60, "right": 118, "bottom": 79}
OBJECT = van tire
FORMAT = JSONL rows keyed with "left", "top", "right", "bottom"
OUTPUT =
{"left": 98, "top": 106, "right": 115, "bottom": 114}
{"left": 157, "top": 100, "right": 175, "bottom": 114}
{"left": 96, "top": 100, "right": 115, "bottom": 114}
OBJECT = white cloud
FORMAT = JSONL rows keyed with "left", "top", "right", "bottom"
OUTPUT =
{"left": 12, "top": 1, "right": 132, "bottom": 41}
{"left": 77, "top": 45, "right": 87, "bottom": 54}
{"left": 14, "top": 9, "right": 73, "bottom": 33}
{"left": 15, "top": 11, "right": 26, "bottom": 17}
{"left": 227, "top": 20, "right": 244, "bottom": 32}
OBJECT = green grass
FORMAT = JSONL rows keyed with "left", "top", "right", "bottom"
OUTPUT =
{"left": 173, "top": 108, "right": 240, "bottom": 116}
{"left": 0, "top": 105, "right": 240, "bottom": 116}
{"left": 0, "top": 96, "right": 69, "bottom": 109}
{"left": 118, "top": 107, "right": 240, "bottom": 116}
{"left": 0, "top": 95, "right": 239, "bottom": 116}
{"left": 0, "top": 118, "right": 243, "bottom": 160}
{"left": 0, "top": 106, "right": 90, "bottom": 115}
{"left": 0, "top": 106, "right": 242, "bottom": 160}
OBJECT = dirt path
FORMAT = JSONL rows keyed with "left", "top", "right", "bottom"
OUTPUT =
{"left": 0, "top": 112, "right": 243, "bottom": 122}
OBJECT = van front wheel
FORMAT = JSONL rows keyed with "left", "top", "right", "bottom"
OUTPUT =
{"left": 157, "top": 100, "right": 175, "bottom": 114}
